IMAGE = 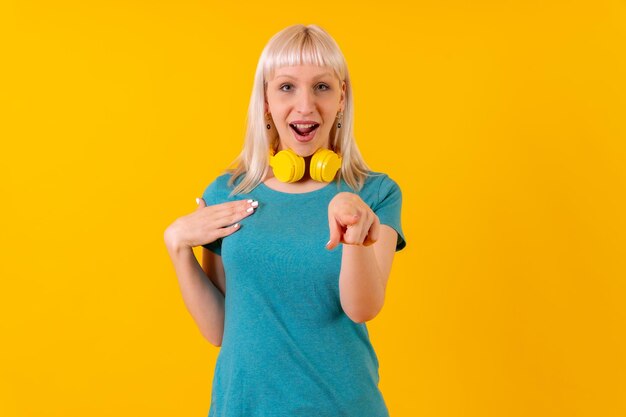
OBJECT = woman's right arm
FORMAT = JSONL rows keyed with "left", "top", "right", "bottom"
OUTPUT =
{"left": 164, "top": 198, "right": 258, "bottom": 346}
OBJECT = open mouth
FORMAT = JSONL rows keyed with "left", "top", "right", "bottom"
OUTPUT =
{"left": 289, "top": 122, "right": 320, "bottom": 141}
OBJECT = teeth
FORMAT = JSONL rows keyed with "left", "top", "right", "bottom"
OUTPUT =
{"left": 291, "top": 123, "right": 318, "bottom": 129}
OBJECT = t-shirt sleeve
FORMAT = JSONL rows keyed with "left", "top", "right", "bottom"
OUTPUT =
{"left": 200, "top": 179, "right": 224, "bottom": 256}
{"left": 372, "top": 176, "right": 406, "bottom": 251}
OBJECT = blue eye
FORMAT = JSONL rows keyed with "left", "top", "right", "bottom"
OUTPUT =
{"left": 280, "top": 84, "right": 292, "bottom": 92}
{"left": 316, "top": 83, "right": 330, "bottom": 91}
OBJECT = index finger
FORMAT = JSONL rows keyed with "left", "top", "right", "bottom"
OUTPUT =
{"left": 333, "top": 208, "right": 361, "bottom": 227}
{"left": 202, "top": 198, "right": 259, "bottom": 227}
{"left": 205, "top": 198, "right": 258, "bottom": 213}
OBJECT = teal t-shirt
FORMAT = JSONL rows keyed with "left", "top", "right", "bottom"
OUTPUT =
{"left": 201, "top": 172, "right": 405, "bottom": 417}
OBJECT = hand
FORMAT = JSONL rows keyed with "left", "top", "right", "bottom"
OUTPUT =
{"left": 164, "top": 198, "right": 258, "bottom": 252}
{"left": 326, "top": 192, "right": 380, "bottom": 250}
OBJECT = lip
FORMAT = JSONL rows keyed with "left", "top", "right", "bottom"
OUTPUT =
{"left": 289, "top": 122, "right": 319, "bottom": 143}
{"left": 289, "top": 120, "right": 320, "bottom": 124}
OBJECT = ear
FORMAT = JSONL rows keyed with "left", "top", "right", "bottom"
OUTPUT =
{"left": 339, "top": 81, "right": 346, "bottom": 112}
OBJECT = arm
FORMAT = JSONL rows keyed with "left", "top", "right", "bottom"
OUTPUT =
{"left": 326, "top": 192, "right": 399, "bottom": 323}
{"left": 338, "top": 225, "right": 397, "bottom": 323}
{"left": 164, "top": 197, "right": 257, "bottom": 346}
{"left": 164, "top": 242, "right": 225, "bottom": 346}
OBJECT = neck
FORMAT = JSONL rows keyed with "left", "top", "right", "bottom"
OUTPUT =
{"left": 302, "top": 154, "right": 314, "bottom": 180}
{"left": 263, "top": 175, "right": 329, "bottom": 193}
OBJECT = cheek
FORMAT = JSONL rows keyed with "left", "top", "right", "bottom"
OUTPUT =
{"left": 268, "top": 103, "right": 287, "bottom": 123}
{"left": 323, "top": 109, "right": 339, "bottom": 126}
{"left": 266, "top": 93, "right": 286, "bottom": 114}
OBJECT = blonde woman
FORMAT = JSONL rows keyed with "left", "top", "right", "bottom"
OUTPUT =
{"left": 164, "top": 24, "right": 406, "bottom": 417}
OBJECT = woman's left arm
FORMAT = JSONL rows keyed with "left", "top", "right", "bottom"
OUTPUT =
{"left": 327, "top": 192, "right": 398, "bottom": 323}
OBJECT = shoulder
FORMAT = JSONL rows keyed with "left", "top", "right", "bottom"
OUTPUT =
{"left": 201, "top": 172, "right": 236, "bottom": 205}
{"left": 357, "top": 171, "right": 402, "bottom": 205}
{"left": 363, "top": 171, "right": 401, "bottom": 189}
{"left": 360, "top": 172, "right": 406, "bottom": 251}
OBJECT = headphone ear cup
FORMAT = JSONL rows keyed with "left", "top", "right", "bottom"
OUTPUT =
{"left": 270, "top": 149, "right": 305, "bottom": 183}
{"left": 310, "top": 149, "right": 342, "bottom": 182}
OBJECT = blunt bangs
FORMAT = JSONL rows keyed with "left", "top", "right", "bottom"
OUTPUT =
{"left": 262, "top": 26, "right": 346, "bottom": 83}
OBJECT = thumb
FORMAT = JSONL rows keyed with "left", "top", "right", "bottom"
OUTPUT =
{"left": 196, "top": 197, "right": 207, "bottom": 209}
{"left": 326, "top": 217, "right": 343, "bottom": 251}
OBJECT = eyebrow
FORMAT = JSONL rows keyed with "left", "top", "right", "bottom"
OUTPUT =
{"left": 273, "top": 72, "right": 334, "bottom": 81}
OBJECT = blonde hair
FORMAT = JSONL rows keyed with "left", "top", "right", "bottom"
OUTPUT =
{"left": 228, "top": 24, "right": 369, "bottom": 194}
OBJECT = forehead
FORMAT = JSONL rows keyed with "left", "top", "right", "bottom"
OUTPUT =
{"left": 268, "top": 65, "right": 339, "bottom": 82}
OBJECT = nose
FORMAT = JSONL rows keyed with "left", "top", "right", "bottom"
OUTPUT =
{"left": 295, "top": 89, "right": 315, "bottom": 115}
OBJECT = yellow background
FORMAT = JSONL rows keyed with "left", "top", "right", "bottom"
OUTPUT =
{"left": 2, "top": 1, "right": 625, "bottom": 416}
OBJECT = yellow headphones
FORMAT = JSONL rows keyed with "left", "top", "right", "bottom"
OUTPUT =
{"left": 269, "top": 148, "right": 342, "bottom": 183}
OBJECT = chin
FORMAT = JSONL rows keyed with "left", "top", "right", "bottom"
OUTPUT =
{"left": 280, "top": 136, "right": 330, "bottom": 157}
{"left": 293, "top": 143, "right": 328, "bottom": 158}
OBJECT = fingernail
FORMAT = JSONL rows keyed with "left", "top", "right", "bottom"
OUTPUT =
{"left": 325, "top": 240, "right": 332, "bottom": 248}
{"left": 246, "top": 207, "right": 254, "bottom": 213}
{"left": 232, "top": 223, "right": 239, "bottom": 228}
{"left": 251, "top": 200, "right": 259, "bottom": 208}
{"left": 196, "top": 198, "right": 200, "bottom": 205}
{"left": 247, "top": 199, "right": 253, "bottom": 203}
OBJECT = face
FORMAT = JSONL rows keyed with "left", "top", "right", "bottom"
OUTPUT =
{"left": 265, "top": 65, "right": 345, "bottom": 157}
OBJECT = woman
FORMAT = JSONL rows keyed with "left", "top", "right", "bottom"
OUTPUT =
{"left": 164, "top": 24, "right": 406, "bottom": 417}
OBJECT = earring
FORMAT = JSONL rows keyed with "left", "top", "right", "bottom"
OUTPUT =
{"left": 265, "top": 113, "right": 272, "bottom": 130}
{"left": 336, "top": 111, "right": 343, "bottom": 129}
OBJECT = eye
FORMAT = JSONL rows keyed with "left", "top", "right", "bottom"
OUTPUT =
{"left": 316, "top": 83, "right": 330, "bottom": 91}
{"left": 279, "top": 83, "right": 293, "bottom": 92}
